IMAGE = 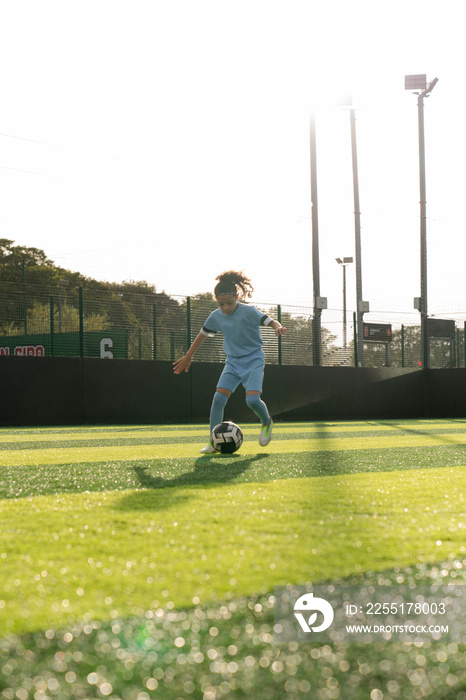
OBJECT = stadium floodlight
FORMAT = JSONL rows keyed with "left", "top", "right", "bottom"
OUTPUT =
{"left": 405, "top": 73, "right": 439, "bottom": 369}
{"left": 336, "top": 257, "right": 353, "bottom": 354}
{"left": 404, "top": 74, "right": 427, "bottom": 91}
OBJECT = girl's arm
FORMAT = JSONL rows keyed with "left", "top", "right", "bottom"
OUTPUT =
{"left": 268, "top": 319, "right": 287, "bottom": 336}
{"left": 173, "top": 332, "right": 207, "bottom": 374}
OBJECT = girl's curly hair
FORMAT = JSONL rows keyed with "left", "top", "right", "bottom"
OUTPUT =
{"left": 214, "top": 270, "right": 254, "bottom": 300}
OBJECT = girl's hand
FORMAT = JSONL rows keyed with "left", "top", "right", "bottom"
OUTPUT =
{"left": 173, "top": 355, "right": 192, "bottom": 374}
{"left": 269, "top": 319, "right": 286, "bottom": 336}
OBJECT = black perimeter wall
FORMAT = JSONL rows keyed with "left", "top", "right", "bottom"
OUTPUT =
{"left": 1, "top": 357, "right": 466, "bottom": 426}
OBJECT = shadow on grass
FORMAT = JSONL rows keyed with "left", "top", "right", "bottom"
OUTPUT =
{"left": 116, "top": 453, "right": 270, "bottom": 511}
{"left": 133, "top": 453, "right": 269, "bottom": 489}
{"left": 378, "top": 419, "right": 466, "bottom": 446}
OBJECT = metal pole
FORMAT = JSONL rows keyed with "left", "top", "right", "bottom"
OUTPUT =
{"left": 401, "top": 324, "right": 405, "bottom": 368}
{"left": 464, "top": 322, "right": 466, "bottom": 368}
{"left": 186, "top": 296, "right": 193, "bottom": 423}
{"left": 418, "top": 93, "right": 428, "bottom": 369}
{"left": 50, "top": 296, "right": 54, "bottom": 357}
{"left": 350, "top": 109, "right": 364, "bottom": 366}
{"left": 186, "top": 296, "right": 192, "bottom": 351}
{"left": 58, "top": 279, "right": 69, "bottom": 333}
{"left": 152, "top": 304, "right": 157, "bottom": 360}
{"left": 170, "top": 331, "right": 175, "bottom": 362}
{"left": 277, "top": 304, "right": 282, "bottom": 365}
{"left": 78, "top": 286, "right": 84, "bottom": 358}
{"left": 342, "top": 264, "right": 347, "bottom": 351}
{"left": 405, "top": 76, "right": 437, "bottom": 368}
{"left": 59, "top": 284, "right": 63, "bottom": 333}
{"left": 310, "top": 115, "right": 322, "bottom": 366}
{"left": 22, "top": 259, "right": 27, "bottom": 334}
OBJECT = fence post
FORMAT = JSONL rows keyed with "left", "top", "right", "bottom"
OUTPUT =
{"left": 186, "top": 296, "right": 192, "bottom": 351}
{"left": 78, "top": 286, "right": 84, "bottom": 358}
{"left": 186, "top": 296, "right": 193, "bottom": 423}
{"left": 50, "top": 296, "right": 54, "bottom": 357}
{"left": 353, "top": 312, "right": 358, "bottom": 367}
{"left": 152, "top": 304, "right": 157, "bottom": 360}
{"left": 277, "top": 304, "right": 282, "bottom": 365}
{"left": 401, "top": 324, "right": 405, "bottom": 368}
{"left": 170, "top": 331, "right": 175, "bottom": 362}
{"left": 22, "top": 259, "right": 27, "bottom": 333}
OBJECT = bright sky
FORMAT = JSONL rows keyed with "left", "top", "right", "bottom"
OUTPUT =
{"left": 1, "top": 0, "right": 464, "bottom": 326}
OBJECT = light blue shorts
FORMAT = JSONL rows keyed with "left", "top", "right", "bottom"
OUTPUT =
{"left": 217, "top": 350, "right": 265, "bottom": 394}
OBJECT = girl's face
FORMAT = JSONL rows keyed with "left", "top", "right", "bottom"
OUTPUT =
{"left": 216, "top": 294, "right": 238, "bottom": 315}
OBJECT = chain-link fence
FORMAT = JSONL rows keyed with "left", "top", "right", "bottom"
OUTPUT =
{"left": 1, "top": 280, "right": 465, "bottom": 368}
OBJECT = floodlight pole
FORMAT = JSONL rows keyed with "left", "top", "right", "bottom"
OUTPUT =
{"left": 349, "top": 109, "right": 365, "bottom": 366}
{"left": 417, "top": 83, "right": 438, "bottom": 370}
{"left": 342, "top": 262, "right": 348, "bottom": 350}
{"left": 310, "top": 115, "right": 324, "bottom": 366}
{"left": 336, "top": 257, "right": 353, "bottom": 355}
{"left": 406, "top": 75, "right": 438, "bottom": 369}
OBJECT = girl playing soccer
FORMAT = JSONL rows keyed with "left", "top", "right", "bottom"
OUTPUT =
{"left": 173, "top": 271, "right": 287, "bottom": 453}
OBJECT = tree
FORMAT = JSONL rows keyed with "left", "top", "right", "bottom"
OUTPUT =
{"left": 0, "top": 239, "right": 348, "bottom": 365}
{"left": 0, "top": 242, "right": 184, "bottom": 359}
{"left": 25, "top": 301, "right": 110, "bottom": 335}
{"left": 0, "top": 238, "right": 53, "bottom": 271}
{"left": 0, "top": 239, "right": 86, "bottom": 332}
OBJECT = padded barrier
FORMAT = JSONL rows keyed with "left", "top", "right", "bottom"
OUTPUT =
{"left": 0, "top": 357, "right": 464, "bottom": 426}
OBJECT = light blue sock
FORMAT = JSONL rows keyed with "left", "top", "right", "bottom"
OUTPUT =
{"left": 210, "top": 391, "right": 229, "bottom": 434}
{"left": 245, "top": 394, "right": 271, "bottom": 425}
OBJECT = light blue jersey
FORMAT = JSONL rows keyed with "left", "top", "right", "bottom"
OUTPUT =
{"left": 201, "top": 303, "right": 271, "bottom": 358}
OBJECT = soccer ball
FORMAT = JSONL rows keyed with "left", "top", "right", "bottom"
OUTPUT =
{"left": 211, "top": 421, "right": 243, "bottom": 454}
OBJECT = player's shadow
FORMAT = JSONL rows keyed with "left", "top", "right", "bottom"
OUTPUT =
{"left": 133, "top": 453, "right": 268, "bottom": 490}
{"left": 117, "top": 453, "right": 269, "bottom": 512}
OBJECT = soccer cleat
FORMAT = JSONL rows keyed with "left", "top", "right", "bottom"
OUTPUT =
{"left": 259, "top": 420, "right": 273, "bottom": 447}
{"left": 200, "top": 443, "right": 216, "bottom": 454}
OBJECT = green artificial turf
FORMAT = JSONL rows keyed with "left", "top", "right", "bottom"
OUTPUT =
{"left": 0, "top": 420, "right": 465, "bottom": 699}
{"left": 1, "top": 467, "right": 465, "bottom": 637}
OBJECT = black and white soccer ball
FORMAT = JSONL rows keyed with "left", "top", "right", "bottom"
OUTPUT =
{"left": 211, "top": 421, "right": 243, "bottom": 454}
